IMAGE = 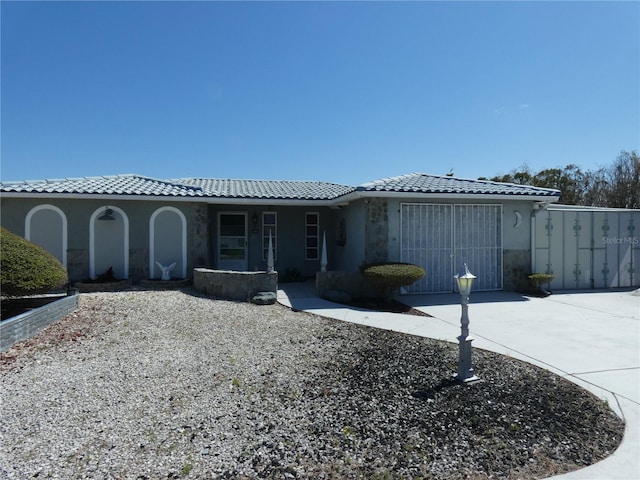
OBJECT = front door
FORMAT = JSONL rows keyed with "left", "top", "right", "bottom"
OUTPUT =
{"left": 218, "top": 213, "right": 248, "bottom": 271}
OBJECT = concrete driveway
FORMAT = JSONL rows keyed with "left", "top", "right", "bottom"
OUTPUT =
{"left": 278, "top": 285, "right": 640, "bottom": 480}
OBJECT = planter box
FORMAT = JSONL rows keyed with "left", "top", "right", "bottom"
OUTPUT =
{"left": 1, "top": 292, "right": 79, "bottom": 352}
{"left": 193, "top": 268, "right": 277, "bottom": 301}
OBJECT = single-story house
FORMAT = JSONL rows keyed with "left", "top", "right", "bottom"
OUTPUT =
{"left": 2, "top": 172, "right": 637, "bottom": 293}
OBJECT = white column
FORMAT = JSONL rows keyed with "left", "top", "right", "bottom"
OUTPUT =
{"left": 267, "top": 231, "right": 274, "bottom": 273}
{"left": 320, "top": 230, "right": 327, "bottom": 272}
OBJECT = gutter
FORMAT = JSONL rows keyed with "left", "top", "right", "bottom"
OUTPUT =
{"left": 336, "top": 189, "right": 562, "bottom": 204}
{"left": 1, "top": 187, "right": 561, "bottom": 207}
{"left": 0, "top": 192, "right": 349, "bottom": 207}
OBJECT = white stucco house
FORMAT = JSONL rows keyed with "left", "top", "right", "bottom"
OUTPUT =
{"left": 2, "top": 172, "right": 638, "bottom": 292}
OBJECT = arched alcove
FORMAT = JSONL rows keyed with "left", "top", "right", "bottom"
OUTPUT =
{"left": 25, "top": 204, "right": 68, "bottom": 268}
{"left": 149, "top": 206, "right": 187, "bottom": 279}
{"left": 89, "top": 206, "right": 129, "bottom": 280}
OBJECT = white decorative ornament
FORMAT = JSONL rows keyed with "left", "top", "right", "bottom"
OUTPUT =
{"left": 155, "top": 261, "right": 176, "bottom": 280}
{"left": 513, "top": 211, "right": 522, "bottom": 229}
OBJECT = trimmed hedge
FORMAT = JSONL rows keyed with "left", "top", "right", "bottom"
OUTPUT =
{"left": 360, "top": 262, "right": 425, "bottom": 303}
{"left": 1, "top": 227, "right": 68, "bottom": 297}
{"left": 528, "top": 273, "right": 555, "bottom": 297}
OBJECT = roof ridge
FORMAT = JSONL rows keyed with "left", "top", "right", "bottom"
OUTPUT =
{"left": 174, "top": 177, "right": 351, "bottom": 186}
{"left": 132, "top": 175, "right": 205, "bottom": 192}
{"left": 358, "top": 173, "right": 416, "bottom": 189}
{"left": 359, "top": 172, "right": 560, "bottom": 194}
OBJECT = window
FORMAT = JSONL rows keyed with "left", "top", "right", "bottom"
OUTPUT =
{"left": 305, "top": 212, "right": 319, "bottom": 260}
{"left": 263, "top": 212, "right": 277, "bottom": 260}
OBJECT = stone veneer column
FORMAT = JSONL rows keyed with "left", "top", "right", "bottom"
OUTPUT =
{"left": 365, "top": 198, "right": 389, "bottom": 264}
{"left": 188, "top": 204, "right": 210, "bottom": 270}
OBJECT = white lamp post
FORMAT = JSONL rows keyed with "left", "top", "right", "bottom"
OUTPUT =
{"left": 453, "top": 263, "right": 480, "bottom": 383}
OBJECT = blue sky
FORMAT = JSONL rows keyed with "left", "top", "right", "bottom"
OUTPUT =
{"left": 1, "top": 1, "right": 638, "bottom": 186}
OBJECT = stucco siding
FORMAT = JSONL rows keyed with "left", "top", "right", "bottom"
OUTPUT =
{"left": 1, "top": 198, "right": 205, "bottom": 283}
{"left": 332, "top": 199, "right": 367, "bottom": 272}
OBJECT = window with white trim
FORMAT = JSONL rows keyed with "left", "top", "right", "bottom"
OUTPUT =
{"left": 262, "top": 212, "right": 277, "bottom": 260}
{"left": 305, "top": 212, "right": 319, "bottom": 260}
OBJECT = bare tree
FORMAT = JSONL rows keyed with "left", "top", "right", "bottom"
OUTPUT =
{"left": 605, "top": 150, "right": 639, "bottom": 209}
{"left": 488, "top": 151, "right": 639, "bottom": 208}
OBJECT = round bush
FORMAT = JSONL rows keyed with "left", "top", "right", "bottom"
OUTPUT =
{"left": 360, "top": 262, "right": 425, "bottom": 303}
{"left": 1, "top": 227, "right": 68, "bottom": 297}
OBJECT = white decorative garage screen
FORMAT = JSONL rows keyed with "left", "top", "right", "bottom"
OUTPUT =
{"left": 534, "top": 207, "right": 639, "bottom": 289}
{"left": 401, "top": 204, "right": 503, "bottom": 293}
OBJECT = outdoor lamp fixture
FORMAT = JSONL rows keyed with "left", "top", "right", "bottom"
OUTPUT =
{"left": 97, "top": 207, "right": 115, "bottom": 221}
{"left": 251, "top": 213, "right": 259, "bottom": 233}
{"left": 453, "top": 263, "right": 480, "bottom": 383}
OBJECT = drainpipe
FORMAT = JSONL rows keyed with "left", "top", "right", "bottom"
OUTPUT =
{"left": 531, "top": 201, "right": 551, "bottom": 273}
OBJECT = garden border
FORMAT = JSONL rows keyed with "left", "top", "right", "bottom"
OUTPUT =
{"left": 0, "top": 291, "right": 79, "bottom": 352}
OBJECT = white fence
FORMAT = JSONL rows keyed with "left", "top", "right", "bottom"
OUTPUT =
{"left": 534, "top": 206, "right": 639, "bottom": 290}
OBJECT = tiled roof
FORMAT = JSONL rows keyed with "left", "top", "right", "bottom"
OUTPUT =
{"left": 0, "top": 175, "right": 205, "bottom": 197}
{"left": 173, "top": 178, "right": 355, "bottom": 200}
{"left": 0, "top": 172, "right": 560, "bottom": 201}
{"left": 358, "top": 173, "right": 561, "bottom": 198}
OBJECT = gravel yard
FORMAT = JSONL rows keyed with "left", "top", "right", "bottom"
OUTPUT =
{"left": 0, "top": 290, "right": 624, "bottom": 479}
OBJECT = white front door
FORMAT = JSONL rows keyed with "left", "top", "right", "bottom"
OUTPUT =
{"left": 218, "top": 213, "right": 248, "bottom": 271}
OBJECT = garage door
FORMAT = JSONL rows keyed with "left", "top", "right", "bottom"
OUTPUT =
{"left": 401, "top": 204, "right": 503, "bottom": 293}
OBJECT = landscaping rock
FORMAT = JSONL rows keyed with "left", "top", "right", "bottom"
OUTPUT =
{"left": 0, "top": 291, "right": 624, "bottom": 480}
{"left": 251, "top": 291, "right": 277, "bottom": 305}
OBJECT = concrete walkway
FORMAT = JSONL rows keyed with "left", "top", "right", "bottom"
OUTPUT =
{"left": 277, "top": 282, "right": 640, "bottom": 480}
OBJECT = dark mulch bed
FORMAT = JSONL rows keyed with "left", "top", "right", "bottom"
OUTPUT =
{"left": 339, "top": 298, "right": 433, "bottom": 317}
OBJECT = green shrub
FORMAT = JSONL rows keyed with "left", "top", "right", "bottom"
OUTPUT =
{"left": 1, "top": 227, "right": 68, "bottom": 297}
{"left": 528, "top": 273, "right": 555, "bottom": 296}
{"left": 360, "top": 262, "right": 425, "bottom": 303}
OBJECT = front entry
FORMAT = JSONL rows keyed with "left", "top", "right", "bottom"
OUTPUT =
{"left": 218, "top": 212, "right": 248, "bottom": 271}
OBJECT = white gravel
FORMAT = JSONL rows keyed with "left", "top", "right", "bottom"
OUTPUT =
{"left": 0, "top": 290, "right": 623, "bottom": 479}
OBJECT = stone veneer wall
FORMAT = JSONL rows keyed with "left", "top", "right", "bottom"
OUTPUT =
{"left": 365, "top": 198, "right": 389, "bottom": 264}
{"left": 189, "top": 204, "right": 210, "bottom": 268}
{"left": 503, "top": 249, "right": 532, "bottom": 292}
{"left": 193, "top": 268, "right": 278, "bottom": 301}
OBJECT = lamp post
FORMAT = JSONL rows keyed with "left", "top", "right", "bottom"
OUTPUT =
{"left": 454, "top": 264, "right": 480, "bottom": 383}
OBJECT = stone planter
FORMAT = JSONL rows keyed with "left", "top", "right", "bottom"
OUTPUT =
{"left": 193, "top": 268, "right": 277, "bottom": 301}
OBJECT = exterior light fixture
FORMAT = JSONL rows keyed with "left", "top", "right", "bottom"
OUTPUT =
{"left": 453, "top": 263, "right": 479, "bottom": 383}
{"left": 98, "top": 207, "right": 115, "bottom": 221}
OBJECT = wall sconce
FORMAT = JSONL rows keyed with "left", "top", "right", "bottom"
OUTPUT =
{"left": 98, "top": 207, "right": 115, "bottom": 221}
{"left": 251, "top": 213, "right": 259, "bottom": 233}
